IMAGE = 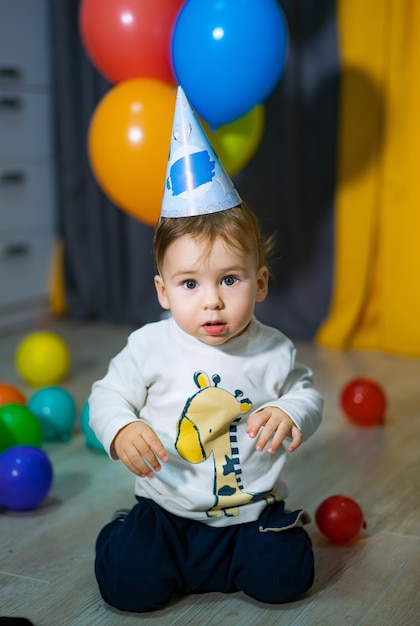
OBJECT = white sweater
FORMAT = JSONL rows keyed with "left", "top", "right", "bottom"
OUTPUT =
{"left": 89, "top": 317, "right": 323, "bottom": 527}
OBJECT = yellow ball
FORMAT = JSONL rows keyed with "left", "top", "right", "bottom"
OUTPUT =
{"left": 15, "top": 331, "right": 70, "bottom": 387}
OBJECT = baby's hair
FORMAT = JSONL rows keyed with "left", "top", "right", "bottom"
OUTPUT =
{"left": 153, "top": 202, "right": 276, "bottom": 275}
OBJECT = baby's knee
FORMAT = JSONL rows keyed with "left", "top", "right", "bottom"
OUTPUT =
{"left": 94, "top": 524, "right": 182, "bottom": 612}
{"left": 273, "top": 529, "right": 314, "bottom": 601}
{"left": 95, "top": 554, "right": 176, "bottom": 613}
{"left": 241, "top": 528, "right": 315, "bottom": 604}
{"left": 98, "top": 579, "right": 174, "bottom": 613}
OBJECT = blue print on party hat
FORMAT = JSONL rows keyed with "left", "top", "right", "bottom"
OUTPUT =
{"left": 160, "top": 86, "right": 241, "bottom": 218}
{"left": 168, "top": 151, "right": 215, "bottom": 196}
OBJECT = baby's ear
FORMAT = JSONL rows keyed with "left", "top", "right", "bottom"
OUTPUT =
{"left": 256, "top": 266, "right": 269, "bottom": 302}
{"left": 154, "top": 275, "right": 170, "bottom": 309}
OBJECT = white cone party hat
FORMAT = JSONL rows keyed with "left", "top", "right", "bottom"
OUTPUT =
{"left": 160, "top": 86, "right": 242, "bottom": 218}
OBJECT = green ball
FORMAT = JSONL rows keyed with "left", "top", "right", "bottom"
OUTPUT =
{"left": 0, "top": 404, "right": 42, "bottom": 453}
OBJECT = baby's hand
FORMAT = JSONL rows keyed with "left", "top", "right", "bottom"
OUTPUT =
{"left": 246, "top": 407, "right": 302, "bottom": 454}
{"left": 113, "top": 422, "right": 168, "bottom": 477}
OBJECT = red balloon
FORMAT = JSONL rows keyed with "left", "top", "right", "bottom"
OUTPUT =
{"left": 340, "top": 378, "right": 387, "bottom": 426}
{"left": 79, "top": 0, "right": 184, "bottom": 84}
{"left": 316, "top": 495, "right": 365, "bottom": 543}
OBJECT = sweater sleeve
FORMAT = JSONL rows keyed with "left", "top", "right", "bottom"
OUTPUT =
{"left": 252, "top": 346, "right": 323, "bottom": 442}
{"left": 88, "top": 333, "right": 148, "bottom": 459}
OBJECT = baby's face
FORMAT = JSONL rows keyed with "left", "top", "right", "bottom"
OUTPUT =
{"left": 154, "top": 235, "right": 268, "bottom": 345}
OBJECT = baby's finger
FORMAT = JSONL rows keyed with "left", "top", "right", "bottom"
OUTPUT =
{"left": 120, "top": 447, "right": 153, "bottom": 477}
{"left": 267, "top": 427, "right": 291, "bottom": 453}
{"left": 247, "top": 408, "right": 271, "bottom": 437}
{"left": 134, "top": 440, "right": 164, "bottom": 473}
{"left": 255, "top": 421, "right": 287, "bottom": 451}
{"left": 143, "top": 431, "right": 169, "bottom": 463}
{"left": 287, "top": 427, "right": 303, "bottom": 452}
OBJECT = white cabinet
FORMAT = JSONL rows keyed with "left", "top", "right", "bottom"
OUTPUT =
{"left": 0, "top": 0, "right": 56, "bottom": 329}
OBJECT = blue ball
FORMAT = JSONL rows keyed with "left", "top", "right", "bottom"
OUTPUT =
{"left": 80, "top": 401, "right": 105, "bottom": 453}
{"left": 0, "top": 445, "right": 53, "bottom": 510}
{"left": 28, "top": 386, "right": 77, "bottom": 442}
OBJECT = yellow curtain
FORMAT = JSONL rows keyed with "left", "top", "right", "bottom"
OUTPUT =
{"left": 49, "top": 239, "right": 68, "bottom": 317}
{"left": 316, "top": 0, "right": 420, "bottom": 357}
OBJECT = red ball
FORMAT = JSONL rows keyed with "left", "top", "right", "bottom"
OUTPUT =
{"left": 315, "top": 495, "right": 365, "bottom": 543}
{"left": 340, "top": 377, "right": 387, "bottom": 426}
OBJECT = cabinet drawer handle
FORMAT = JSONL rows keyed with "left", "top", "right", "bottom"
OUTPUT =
{"left": 0, "top": 96, "right": 22, "bottom": 110}
{"left": 0, "top": 242, "right": 30, "bottom": 258}
{"left": 1, "top": 171, "right": 26, "bottom": 184}
{"left": 0, "top": 66, "right": 22, "bottom": 81}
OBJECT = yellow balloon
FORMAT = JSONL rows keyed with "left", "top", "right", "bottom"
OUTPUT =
{"left": 88, "top": 79, "right": 176, "bottom": 227}
{"left": 203, "top": 104, "right": 265, "bottom": 177}
{"left": 15, "top": 331, "right": 70, "bottom": 387}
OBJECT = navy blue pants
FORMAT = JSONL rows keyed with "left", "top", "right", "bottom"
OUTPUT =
{"left": 94, "top": 497, "right": 314, "bottom": 613}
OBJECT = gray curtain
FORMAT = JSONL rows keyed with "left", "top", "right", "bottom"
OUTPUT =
{"left": 49, "top": 0, "right": 338, "bottom": 338}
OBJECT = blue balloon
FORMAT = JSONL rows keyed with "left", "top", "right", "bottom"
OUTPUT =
{"left": 171, "top": 0, "right": 288, "bottom": 128}
{"left": 80, "top": 401, "right": 106, "bottom": 453}
{"left": 28, "top": 386, "right": 77, "bottom": 442}
{"left": 0, "top": 445, "right": 53, "bottom": 510}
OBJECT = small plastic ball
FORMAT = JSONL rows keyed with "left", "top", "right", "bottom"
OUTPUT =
{"left": 28, "top": 387, "right": 77, "bottom": 442}
{"left": 0, "top": 382, "right": 26, "bottom": 407}
{"left": 0, "top": 403, "right": 42, "bottom": 454}
{"left": 0, "top": 445, "right": 53, "bottom": 510}
{"left": 316, "top": 495, "right": 366, "bottom": 543}
{"left": 80, "top": 401, "right": 105, "bottom": 453}
{"left": 340, "top": 377, "right": 387, "bottom": 426}
{"left": 15, "top": 331, "right": 70, "bottom": 387}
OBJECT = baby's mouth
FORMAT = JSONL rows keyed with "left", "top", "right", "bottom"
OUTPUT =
{"left": 202, "top": 321, "right": 227, "bottom": 335}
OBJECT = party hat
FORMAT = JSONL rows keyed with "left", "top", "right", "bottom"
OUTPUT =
{"left": 160, "top": 86, "right": 242, "bottom": 218}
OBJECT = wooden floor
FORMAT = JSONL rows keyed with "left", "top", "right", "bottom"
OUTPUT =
{"left": 0, "top": 318, "right": 419, "bottom": 625}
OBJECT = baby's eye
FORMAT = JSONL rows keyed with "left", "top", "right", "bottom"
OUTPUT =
{"left": 183, "top": 279, "right": 197, "bottom": 290}
{"left": 222, "top": 275, "right": 238, "bottom": 286}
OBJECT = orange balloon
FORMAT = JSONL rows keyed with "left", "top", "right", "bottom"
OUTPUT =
{"left": 0, "top": 383, "right": 26, "bottom": 407}
{"left": 88, "top": 79, "right": 176, "bottom": 226}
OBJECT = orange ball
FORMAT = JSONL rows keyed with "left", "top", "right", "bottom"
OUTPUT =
{"left": 88, "top": 78, "right": 176, "bottom": 227}
{"left": 0, "top": 383, "right": 26, "bottom": 407}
